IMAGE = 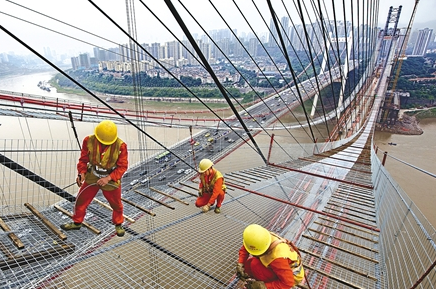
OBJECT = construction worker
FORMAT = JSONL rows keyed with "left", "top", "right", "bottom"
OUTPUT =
{"left": 195, "top": 158, "right": 226, "bottom": 213}
{"left": 236, "top": 224, "right": 305, "bottom": 289}
{"left": 61, "top": 120, "right": 128, "bottom": 237}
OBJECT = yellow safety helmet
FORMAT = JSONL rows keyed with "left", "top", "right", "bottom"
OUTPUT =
{"left": 243, "top": 224, "right": 271, "bottom": 256}
{"left": 94, "top": 120, "right": 118, "bottom": 145}
{"left": 198, "top": 158, "right": 213, "bottom": 173}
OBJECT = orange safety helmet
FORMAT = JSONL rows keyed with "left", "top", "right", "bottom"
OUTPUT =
{"left": 94, "top": 120, "right": 118, "bottom": 145}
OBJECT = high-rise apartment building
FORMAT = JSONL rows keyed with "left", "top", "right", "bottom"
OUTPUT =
{"left": 411, "top": 28, "right": 433, "bottom": 56}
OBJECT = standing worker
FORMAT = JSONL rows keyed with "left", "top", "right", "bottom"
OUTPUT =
{"left": 236, "top": 224, "right": 305, "bottom": 289}
{"left": 61, "top": 120, "right": 128, "bottom": 237}
{"left": 195, "top": 158, "right": 226, "bottom": 213}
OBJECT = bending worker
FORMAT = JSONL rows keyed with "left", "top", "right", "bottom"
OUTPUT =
{"left": 61, "top": 120, "right": 128, "bottom": 237}
{"left": 236, "top": 224, "right": 305, "bottom": 289}
{"left": 195, "top": 158, "right": 226, "bottom": 214}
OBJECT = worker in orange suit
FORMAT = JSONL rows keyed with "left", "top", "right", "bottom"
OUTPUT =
{"left": 61, "top": 120, "right": 128, "bottom": 237}
{"left": 236, "top": 224, "right": 305, "bottom": 289}
{"left": 195, "top": 158, "right": 226, "bottom": 214}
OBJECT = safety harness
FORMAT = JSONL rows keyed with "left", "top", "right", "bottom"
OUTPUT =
{"left": 266, "top": 232, "right": 304, "bottom": 284}
{"left": 199, "top": 169, "right": 226, "bottom": 194}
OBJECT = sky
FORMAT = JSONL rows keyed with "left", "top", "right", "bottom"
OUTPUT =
{"left": 0, "top": 0, "right": 435, "bottom": 58}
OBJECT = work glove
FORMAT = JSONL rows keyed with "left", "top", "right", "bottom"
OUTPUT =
{"left": 201, "top": 204, "right": 210, "bottom": 213}
{"left": 236, "top": 263, "right": 249, "bottom": 281}
{"left": 246, "top": 280, "right": 266, "bottom": 289}
{"left": 76, "top": 173, "right": 85, "bottom": 187}
{"left": 198, "top": 190, "right": 203, "bottom": 197}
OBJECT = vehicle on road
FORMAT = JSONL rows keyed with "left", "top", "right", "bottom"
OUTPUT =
{"left": 184, "top": 169, "right": 192, "bottom": 175}
{"left": 140, "top": 178, "right": 149, "bottom": 184}
{"left": 177, "top": 169, "right": 185, "bottom": 174}
{"left": 204, "top": 132, "right": 210, "bottom": 137}
{"left": 194, "top": 142, "right": 200, "bottom": 146}
{"left": 158, "top": 175, "right": 166, "bottom": 181}
{"left": 208, "top": 137, "right": 214, "bottom": 142}
{"left": 155, "top": 151, "right": 171, "bottom": 163}
{"left": 129, "top": 179, "right": 139, "bottom": 186}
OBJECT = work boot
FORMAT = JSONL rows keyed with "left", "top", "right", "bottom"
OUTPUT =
{"left": 115, "top": 224, "right": 125, "bottom": 237}
{"left": 60, "top": 222, "right": 82, "bottom": 231}
{"left": 214, "top": 207, "right": 221, "bottom": 214}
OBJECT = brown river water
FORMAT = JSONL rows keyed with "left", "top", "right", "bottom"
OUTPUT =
{"left": 374, "top": 119, "right": 436, "bottom": 227}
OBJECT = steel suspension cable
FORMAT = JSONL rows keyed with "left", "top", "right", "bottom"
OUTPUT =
{"left": 288, "top": 0, "right": 332, "bottom": 138}
{"left": 176, "top": 0, "right": 302, "bottom": 159}
{"left": 247, "top": 0, "right": 332, "bottom": 131}
{"left": 87, "top": 0, "right": 262, "bottom": 157}
{"left": 0, "top": 25, "right": 200, "bottom": 173}
{"left": 163, "top": 0, "right": 268, "bottom": 164}
{"left": 231, "top": 0, "right": 320, "bottom": 142}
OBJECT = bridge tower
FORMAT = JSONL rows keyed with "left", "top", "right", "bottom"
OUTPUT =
{"left": 378, "top": 6, "right": 403, "bottom": 125}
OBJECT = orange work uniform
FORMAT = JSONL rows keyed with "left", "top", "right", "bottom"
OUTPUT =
{"left": 73, "top": 135, "right": 128, "bottom": 225}
{"left": 195, "top": 168, "right": 225, "bottom": 208}
{"left": 238, "top": 233, "right": 304, "bottom": 289}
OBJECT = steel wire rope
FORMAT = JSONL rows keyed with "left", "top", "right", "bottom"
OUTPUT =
{"left": 329, "top": 0, "right": 351, "bottom": 134}
{"left": 288, "top": 0, "right": 332, "bottom": 140}
{"left": 341, "top": 0, "right": 354, "bottom": 111}
{"left": 0, "top": 26, "right": 204, "bottom": 178}
{"left": 241, "top": 0, "right": 328, "bottom": 140}
{"left": 3, "top": 0, "right": 178, "bottom": 71}
{"left": 305, "top": 0, "right": 341, "bottom": 136}
{"left": 298, "top": 0, "right": 344, "bottom": 128}
{"left": 136, "top": 0, "right": 296, "bottom": 160}
{"left": 254, "top": 1, "right": 316, "bottom": 143}
{"left": 0, "top": 12, "right": 178, "bottom": 76}
{"left": 264, "top": 0, "right": 342, "bottom": 130}
{"left": 245, "top": 0, "right": 329, "bottom": 144}
{"left": 125, "top": 0, "right": 160, "bottom": 271}
{"left": 86, "top": 0, "right": 264, "bottom": 160}
{"left": 265, "top": 0, "right": 340, "bottom": 134}
{"left": 125, "top": 0, "right": 152, "bottom": 181}
{"left": 283, "top": 0, "right": 342, "bottom": 129}
{"left": 161, "top": 0, "right": 268, "bottom": 164}
{"left": 227, "top": 0, "right": 322, "bottom": 145}
{"left": 175, "top": 0, "right": 300, "bottom": 160}
{"left": 17, "top": 114, "right": 49, "bottom": 206}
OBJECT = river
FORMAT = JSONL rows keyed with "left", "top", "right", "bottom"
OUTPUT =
{"left": 1, "top": 71, "right": 436, "bottom": 227}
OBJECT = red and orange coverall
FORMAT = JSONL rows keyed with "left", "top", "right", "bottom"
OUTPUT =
{"left": 195, "top": 168, "right": 225, "bottom": 209}
{"left": 73, "top": 135, "right": 128, "bottom": 225}
{"left": 238, "top": 233, "right": 304, "bottom": 289}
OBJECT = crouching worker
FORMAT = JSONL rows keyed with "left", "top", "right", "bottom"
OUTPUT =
{"left": 61, "top": 120, "right": 128, "bottom": 237}
{"left": 236, "top": 224, "right": 305, "bottom": 289}
{"left": 195, "top": 158, "right": 226, "bottom": 214}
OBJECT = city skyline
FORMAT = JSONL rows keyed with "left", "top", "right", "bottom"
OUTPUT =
{"left": 0, "top": 0, "right": 435, "bottom": 58}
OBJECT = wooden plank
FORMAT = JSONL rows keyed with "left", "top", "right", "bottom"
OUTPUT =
{"left": 167, "top": 184, "right": 197, "bottom": 197}
{"left": 24, "top": 203, "right": 67, "bottom": 241}
{"left": 121, "top": 197, "right": 157, "bottom": 216}
{"left": 178, "top": 181, "right": 199, "bottom": 191}
{"left": 53, "top": 205, "right": 101, "bottom": 235}
{"left": 148, "top": 187, "right": 189, "bottom": 205}
{"left": 92, "top": 198, "right": 135, "bottom": 223}
{"left": 0, "top": 217, "right": 24, "bottom": 249}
